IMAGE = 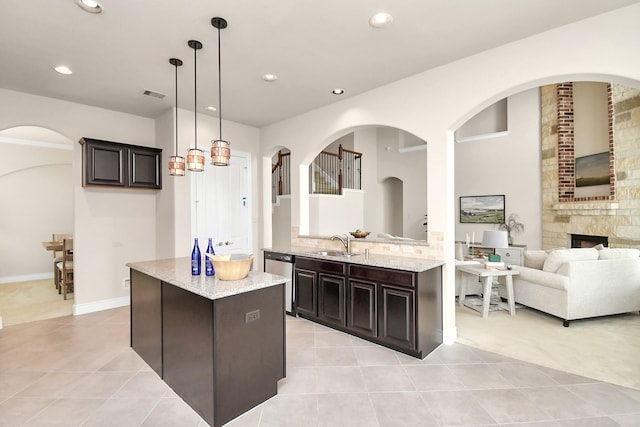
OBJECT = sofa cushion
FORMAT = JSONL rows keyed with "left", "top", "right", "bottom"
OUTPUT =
{"left": 598, "top": 248, "right": 640, "bottom": 260}
{"left": 524, "top": 250, "right": 548, "bottom": 270}
{"left": 542, "top": 248, "right": 599, "bottom": 273}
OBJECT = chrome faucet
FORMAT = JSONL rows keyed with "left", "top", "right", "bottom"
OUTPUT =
{"left": 330, "top": 234, "right": 352, "bottom": 253}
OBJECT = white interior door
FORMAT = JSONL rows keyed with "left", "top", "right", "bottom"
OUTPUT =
{"left": 191, "top": 152, "right": 251, "bottom": 255}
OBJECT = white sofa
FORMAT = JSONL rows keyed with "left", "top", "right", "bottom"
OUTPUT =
{"left": 505, "top": 247, "right": 640, "bottom": 326}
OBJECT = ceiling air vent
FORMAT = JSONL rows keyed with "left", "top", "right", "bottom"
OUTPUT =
{"left": 142, "top": 89, "right": 166, "bottom": 99}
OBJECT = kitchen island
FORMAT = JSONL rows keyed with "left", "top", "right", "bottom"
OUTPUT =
{"left": 127, "top": 257, "right": 288, "bottom": 427}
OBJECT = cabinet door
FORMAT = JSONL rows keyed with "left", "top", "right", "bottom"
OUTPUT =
{"left": 129, "top": 147, "right": 162, "bottom": 189}
{"left": 318, "top": 274, "right": 346, "bottom": 326}
{"left": 347, "top": 279, "right": 377, "bottom": 337}
{"left": 130, "top": 270, "right": 162, "bottom": 376}
{"left": 85, "top": 141, "right": 126, "bottom": 186}
{"left": 379, "top": 285, "right": 415, "bottom": 350}
{"left": 295, "top": 268, "right": 317, "bottom": 317}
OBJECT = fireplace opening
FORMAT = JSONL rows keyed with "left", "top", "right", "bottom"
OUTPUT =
{"left": 571, "top": 234, "right": 608, "bottom": 248}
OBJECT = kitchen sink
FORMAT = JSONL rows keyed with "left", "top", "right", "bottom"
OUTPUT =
{"left": 307, "top": 250, "right": 360, "bottom": 257}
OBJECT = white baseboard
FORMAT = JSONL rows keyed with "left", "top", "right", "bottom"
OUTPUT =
{"left": 0, "top": 272, "right": 53, "bottom": 284}
{"left": 73, "top": 296, "right": 130, "bottom": 316}
{"left": 443, "top": 326, "right": 457, "bottom": 345}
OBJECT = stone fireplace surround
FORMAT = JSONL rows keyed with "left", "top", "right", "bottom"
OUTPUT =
{"left": 541, "top": 83, "right": 640, "bottom": 250}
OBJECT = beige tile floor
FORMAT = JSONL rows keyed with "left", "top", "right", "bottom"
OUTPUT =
{"left": 1, "top": 307, "right": 640, "bottom": 426}
{"left": 0, "top": 279, "right": 73, "bottom": 327}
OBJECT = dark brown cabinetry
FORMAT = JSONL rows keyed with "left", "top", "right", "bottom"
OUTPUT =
{"left": 295, "top": 256, "right": 442, "bottom": 358}
{"left": 318, "top": 274, "right": 346, "bottom": 327}
{"left": 295, "top": 257, "right": 346, "bottom": 321}
{"left": 80, "top": 137, "right": 162, "bottom": 189}
{"left": 379, "top": 285, "right": 415, "bottom": 350}
{"left": 130, "top": 269, "right": 285, "bottom": 427}
{"left": 347, "top": 279, "right": 377, "bottom": 338}
{"left": 294, "top": 268, "right": 317, "bottom": 317}
{"left": 129, "top": 269, "right": 162, "bottom": 376}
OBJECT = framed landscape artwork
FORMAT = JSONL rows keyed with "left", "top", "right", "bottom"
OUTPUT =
{"left": 460, "top": 195, "right": 505, "bottom": 224}
{"left": 575, "top": 152, "right": 610, "bottom": 187}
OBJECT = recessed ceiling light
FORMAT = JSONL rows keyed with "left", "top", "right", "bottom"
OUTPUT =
{"left": 76, "top": 0, "right": 103, "bottom": 14}
{"left": 206, "top": 106, "right": 217, "bottom": 112}
{"left": 332, "top": 88, "right": 345, "bottom": 95}
{"left": 54, "top": 65, "right": 73, "bottom": 75}
{"left": 261, "top": 73, "right": 278, "bottom": 82}
{"left": 369, "top": 12, "right": 393, "bottom": 28}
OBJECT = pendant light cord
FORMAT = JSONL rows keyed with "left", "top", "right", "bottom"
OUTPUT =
{"left": 174, "top": 62, "right": 179, "bottom": 155}
{"left": 193, "top": 44, "right": 198, "bottom": 150}
{"left": 217, "top": 26, "right": 223, "bottom": 142}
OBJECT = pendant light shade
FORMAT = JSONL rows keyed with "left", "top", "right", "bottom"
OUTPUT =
{"left": 168, "top": 58, "right": 185, "bottom": 176}
{"left": 211, "top": 140, "right": 230, "bottom": 166}
{"left": 210, "top": 17, "right": 230, "bottom": 166}
{"left": 187, "top": 39, "right": 205, "bottom": 172}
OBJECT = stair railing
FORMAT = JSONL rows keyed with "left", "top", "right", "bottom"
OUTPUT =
{"left": 309, "top": 144, "right": 362, "bottom": 195}
{"left": 271, "top": 150, "right": 291, "bottom": 203}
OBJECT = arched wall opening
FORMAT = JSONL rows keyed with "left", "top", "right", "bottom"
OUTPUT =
{"left": 381, "top": 177, "right": 403, "bottom": 237}
{"left": 0, "top": 126, "right": 74, "bottom": 285}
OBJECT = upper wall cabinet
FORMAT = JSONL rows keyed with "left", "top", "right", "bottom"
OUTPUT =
{"left": 79, "top": 137, "right": 162, "bottom": 189}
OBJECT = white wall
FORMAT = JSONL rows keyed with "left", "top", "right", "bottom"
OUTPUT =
{"left": 455, "top": 89, "right": 542, "bottom": 250}
{"left": 155, "top": 108, "right": 261, "bottom": 264}
{"left": 0, "top": 129, "right": 73, "bottom": 282}
{"left": 355, "top": 128, "right": 382, "bottom": 236}
{"left": 376, "top": 128, "right": 428, "bottom": 240}
{"left": 308, "top": 190, "right": 364, "bottom": 235}
{"left": 0, "top": 88, "right": 157, "bottom": 313}
{"left": 0, "top": 91, "right": 261, "bottom": 314}
{"left": 272, "top": 195, "right": 291, "bottom": 249}
{"left": 259, "top": 4, "right": 640, "bottom": 343}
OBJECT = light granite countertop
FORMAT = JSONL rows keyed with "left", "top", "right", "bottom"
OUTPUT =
{"left": 127, "top": 257, "right": 289, "bottom": 301}
{"left": 263, "top": 246, "right": 444, "bottom": 272}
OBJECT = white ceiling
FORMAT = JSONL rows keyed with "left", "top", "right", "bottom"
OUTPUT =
{"left": 1, "top": 0, "right": 638, "bottom": 128}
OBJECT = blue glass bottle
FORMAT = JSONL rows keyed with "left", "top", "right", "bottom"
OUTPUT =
{"left": 191, "top": 238, "right": 201, "bottom": 275}
{"left": 205, "top": 238, "right": 216, "bottom": 276}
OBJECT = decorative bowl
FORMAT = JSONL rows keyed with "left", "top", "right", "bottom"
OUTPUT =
{"left": 350, "top": 231, "right": 370, "bottom": 239}
{"left": 205, "top": 253, "right": 253, "bottom": 281}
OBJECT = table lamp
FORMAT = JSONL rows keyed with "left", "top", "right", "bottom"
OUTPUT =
{"left": 482, "top": 230, "right": 509, "bottom": 262}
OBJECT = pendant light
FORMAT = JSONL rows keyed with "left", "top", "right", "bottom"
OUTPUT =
{"left": 168, "top": 58, "right": 185, "bottom": 176}
{"left": 187, "top": 39, "right": 205, "bottom": 172}
{"left": 210, "top": 17, "right": 230, "bottom": 166}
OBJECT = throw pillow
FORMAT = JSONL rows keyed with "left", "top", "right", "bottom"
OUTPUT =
{"left": 524, "top": 250, "right": 547, "bottom": 270}
{"left": 598, "top": 248, "right": 640, "bottom": 259}
{"left": 542, "top": 248, "right": 599, "bottom": 273}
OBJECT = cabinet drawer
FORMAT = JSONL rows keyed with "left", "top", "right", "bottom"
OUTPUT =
{"left": 296, "top": 257, "right": 346, "bottom": 275}
{"left": 348, "top": 264, "right": 415, "bottom": 288}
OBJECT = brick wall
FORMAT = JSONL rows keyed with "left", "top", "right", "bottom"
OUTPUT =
{"left": 541, "top": 83, "right": 640, "bottom": 249}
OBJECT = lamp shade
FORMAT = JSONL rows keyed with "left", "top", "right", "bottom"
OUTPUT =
{"left": 482, "top": 230, "right": 509, "bottom": 249}
{"left": 168, "top": 155, "right": 185, "bottom": 176}
{"left": 211, "top": 139, "right": 230, "bottom": 166}
{"left": 186, "top": 148, "right": 205, "bottom": 172}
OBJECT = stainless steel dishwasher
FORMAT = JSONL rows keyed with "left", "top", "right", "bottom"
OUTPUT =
{"left": 264, "top": 251, "right": 295, "bottom": 315}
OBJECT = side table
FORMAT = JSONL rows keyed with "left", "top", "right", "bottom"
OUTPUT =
{"left": 456, "top": 264, "right": 520, "bottom": 318}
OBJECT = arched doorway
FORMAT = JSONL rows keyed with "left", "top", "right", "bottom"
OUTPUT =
{"left": 0, "top": 126, "right": 74, "bottom": 327}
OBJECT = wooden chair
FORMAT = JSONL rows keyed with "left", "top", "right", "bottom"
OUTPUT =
{"left": 52, "top": 233, "right": 72, "bottom": 290}
{"left": 56, "top": 237, "right": 74, "bottom": 300}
